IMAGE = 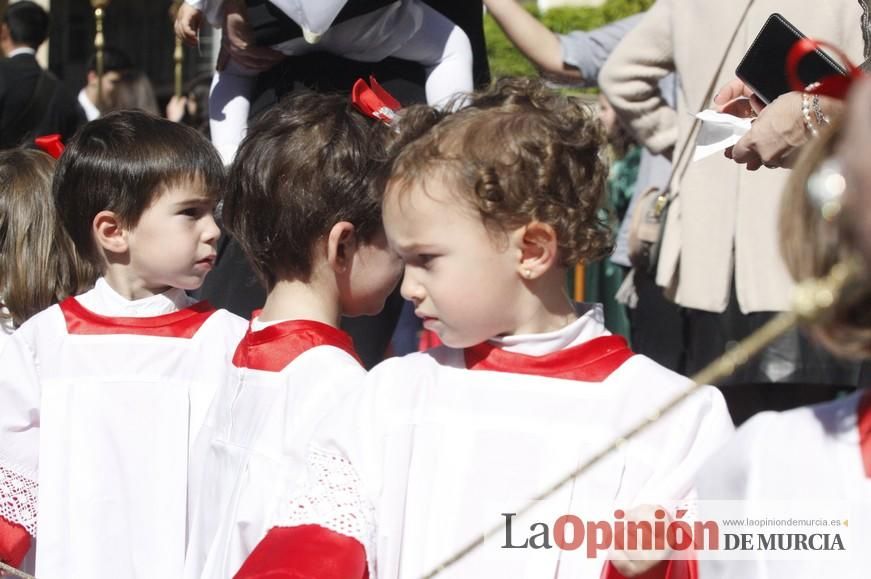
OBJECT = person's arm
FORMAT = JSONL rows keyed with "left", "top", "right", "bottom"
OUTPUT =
{"left": 598, "top": 0, "right": 677, "bottom": 157}
{"left": 483, "top": 0, "right": 570, "bottom": 80}
{"left": 559, "top": 13, "right": 645, "bottom": 87}
{"left": 234, "top": 525, "right": 368, "bottom": 579}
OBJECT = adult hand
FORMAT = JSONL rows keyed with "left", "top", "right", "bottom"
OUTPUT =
{"left": 725, "top": 91, "right": 809, "bottom": 170}
{"left": 174, "top": 3, "right": 202, "bottom": 47}
{"left": 166, "top": 95, "right": 188, "bottom": 123}
{"left": 218, "top": 0, "right": 284, "bottom": 72}
{"left": 713, "top": 78, "right": 765, "bottom": 118}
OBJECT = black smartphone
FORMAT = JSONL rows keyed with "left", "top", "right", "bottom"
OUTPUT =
{"left": 735, "top": 13, "right": 848, "bottom": 104}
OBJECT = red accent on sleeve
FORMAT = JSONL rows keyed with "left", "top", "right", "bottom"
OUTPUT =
{"left": 601, "top": 558, "right": 698, "bottom": 579}
{"left": 234, "top": 525, "right": 368, "bottom": 579}
{"left": 0, "top": 516, "right": 31, "bottom": 569}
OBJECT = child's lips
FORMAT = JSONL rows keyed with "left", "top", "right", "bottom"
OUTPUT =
{"left": 196, "top": 254, "right": 216, "bottom": 268}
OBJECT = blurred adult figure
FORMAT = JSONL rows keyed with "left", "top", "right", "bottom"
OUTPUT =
{"left": 0, "top": 1, "right": 84, "bottom": 149}
{"left": 77, "top": 47, "right": 133, "bottom": 121}
{"left": 600, "top": 0, "right": 864, "bottom": 423}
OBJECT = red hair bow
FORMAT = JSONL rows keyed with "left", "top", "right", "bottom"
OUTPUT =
{"left": 787, "top": 38, "right": 865, "bottom": 99}
{"left": 351, "top": 76, "right": 401, "bottom": 126}
{"left": 34, "top": 134, "right": 65, "bottom": 159}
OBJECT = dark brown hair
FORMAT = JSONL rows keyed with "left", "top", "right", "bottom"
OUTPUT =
{"left": 780, "top": 117, "right": 871, "bottom": 359}
{"left": 387, "top": 77, "right": 612, "bottom": 267}
{"left": 0, "top": 149, "right": 96, "bottom": 328}
{"left": 224, "top": 91, "right": 442, "bottom": 288}
{"left": 53, "top": 109, "right": 225, "bottom": 267}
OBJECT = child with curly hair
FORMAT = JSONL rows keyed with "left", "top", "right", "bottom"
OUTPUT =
{"left": 233, "top": 78, "right": 733, "bottom": 579}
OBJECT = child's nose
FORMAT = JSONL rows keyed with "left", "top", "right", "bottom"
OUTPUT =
{"left": 400, "top": 271, "right": 424, "bottom": 305}
{"left": 202, "top": 213, "right": 221, "bottom": 244}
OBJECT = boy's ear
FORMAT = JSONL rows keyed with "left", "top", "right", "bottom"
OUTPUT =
{"left": 92, "top": 210, "right": 128, "bottom": 255}
{"left": 327, "top": 221, "right": 358, "bottom": 274}
{"left": 515, "top": 221, "right": 559, "bottom": 280}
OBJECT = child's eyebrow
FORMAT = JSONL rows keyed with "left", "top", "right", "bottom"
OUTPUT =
{"left": 391, "top": 241, "right": 439, "bottom": 255}
{"left": 172, "top": 196, "right": 213, "bottom": 208}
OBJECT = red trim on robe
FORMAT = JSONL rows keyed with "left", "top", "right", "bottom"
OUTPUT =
{"left": 858, "top": 388, "right": 871, "bottom": 479}
{"left": 601, "top": 558, "right": 697, "bottom": 579}
{"left": 59, "top": 296, "right": 215, "bottom": 338}
{"left": 465, "top": 335, "right": 633, "bottom": 381}
{"left": 0, "top": 516, "right": 30, "bottom": 569}
{"left": 232, "top": 317, "right": 361, "bottom": 372}
{"left": 234, "top": 524, "right": 368, "bottom": 579}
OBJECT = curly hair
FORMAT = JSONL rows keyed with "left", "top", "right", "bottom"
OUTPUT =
{"left": 387, "top": 77, "right": 612, "bottom": 267}
{"left": 780, "top": 117, "right": 871, "bottom": 359}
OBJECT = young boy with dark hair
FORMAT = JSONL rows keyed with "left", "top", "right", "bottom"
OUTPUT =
{"left": 0, "top": 110, "right": 246, "bottom": 577}
{"left": 182, "top": 91, "right": 442, "bottom": 579}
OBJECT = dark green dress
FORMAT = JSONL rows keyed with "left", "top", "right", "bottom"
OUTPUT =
{"left": 583, "top": 144, "right": 641, "bottom": 340}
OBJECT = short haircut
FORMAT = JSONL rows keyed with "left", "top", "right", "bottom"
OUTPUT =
{"left": 85, "top": 46, "right": 133, "bottom": 74}
{"left": 223, "top": 91, "right": 442, "bottom": 289}
{"left": 3, "top": 1, "right": 49, "bottom": 49}
{"left": 53, "top": 109, "right": 224, "bottom": 267}
{"left": 387, "top": 77, "right": 612, "bottom": 267}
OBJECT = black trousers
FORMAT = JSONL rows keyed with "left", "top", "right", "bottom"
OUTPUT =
{"left": 628, "top": 270, "right": 863, "bottom": 425}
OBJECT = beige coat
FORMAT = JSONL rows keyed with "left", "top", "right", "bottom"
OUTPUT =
{"left": 599, "top": 0, "right": 863, "bottom": 313}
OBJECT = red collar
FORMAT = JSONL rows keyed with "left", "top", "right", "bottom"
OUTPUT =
{"left": 858, "top": 388, "right": 871, "bottom": 478}
{"left": 59, "top": 296, "right": 215, "bottom": 338}
{"left": 233, "top": 317, "right": 361, "bottom": 372}
{"left": 464, "top": 335, "right": 633, "bottom": 382}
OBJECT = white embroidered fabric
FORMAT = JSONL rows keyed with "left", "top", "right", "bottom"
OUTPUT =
{"left": 0, "top": 460, "right": 38, "bottom": 536}
{"left": 273, "top": 447, "right": 376, "bottom": 575}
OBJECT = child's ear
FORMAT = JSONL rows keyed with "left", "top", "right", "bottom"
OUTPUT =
{"left": 515, "top": 221, "right": 559, "bottom": 280}
{"left": 93, "top": 211, "right": 129, "bottom": 255}
{"left": 327, "top": 221, "right": 358, "bottom": 274}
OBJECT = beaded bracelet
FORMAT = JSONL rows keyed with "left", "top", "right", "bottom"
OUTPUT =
{"left": 812, "top": 94, "right": 830, "bottom": 128}
{"left": 801, "top": 93, "right": 818, "bottom": 137}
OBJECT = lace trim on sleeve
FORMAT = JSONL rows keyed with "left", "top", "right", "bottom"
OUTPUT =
{"left": 0, "top": 460, "right": 37, "bottom": 536}
{"left": 272, "top": 447, "right": 376, "bottom": 576}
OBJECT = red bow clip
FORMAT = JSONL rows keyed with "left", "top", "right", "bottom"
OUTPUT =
{"left": 34, "top": 134, "right": 65, "bottom": 159}
{"left": 352, "top": 76, "right": 401, "bottom": 126}
{"left": 786, "top": 38, "right": 865, "bottom": 100}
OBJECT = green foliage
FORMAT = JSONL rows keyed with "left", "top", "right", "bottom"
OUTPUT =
{"left": 485, "top": 0, "right": 656, "bottom": 79}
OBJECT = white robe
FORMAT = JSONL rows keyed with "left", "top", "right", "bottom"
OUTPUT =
{"left": 0, "top": 278, "right": 246, "bottom": 578}
{"left": 696, "top": 389, "right": 871, "bottom": 579}
{"left": 275, "top": 306, "right": 735, "bottom": 578}
{"left": 184, "top": 318, "right": 366, "bottom": 579}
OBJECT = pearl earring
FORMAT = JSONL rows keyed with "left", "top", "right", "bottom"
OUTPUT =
{"left": 523, "top": 268, "right": 533, "bottom": 279}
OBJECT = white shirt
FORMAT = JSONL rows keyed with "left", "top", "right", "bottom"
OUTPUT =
{"left": 77, "top": 88, "right": 100, "bottom": 121}
{"left": 274, "top": 312, "right": 734, "bottom": 578}
{"left": 0, "top": 278, "right": 246, "bottom": 578}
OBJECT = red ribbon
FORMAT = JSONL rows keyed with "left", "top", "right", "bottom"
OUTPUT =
{"left": 34, "top": 133, "right": 64, "bottom": 159}
{"left": 351, "top": 76, "right": 401, "bottom": 126}
{"left": 786, "top": 38, "right": 864, "bottom": 100}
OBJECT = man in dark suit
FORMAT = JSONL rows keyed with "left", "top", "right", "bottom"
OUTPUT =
{"left": 0, "top": 1, "right": 84, "bottom": 149}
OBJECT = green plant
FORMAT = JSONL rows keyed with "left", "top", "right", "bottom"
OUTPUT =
{"left": 485, "top": 0, "right": 655, "bottom": 79}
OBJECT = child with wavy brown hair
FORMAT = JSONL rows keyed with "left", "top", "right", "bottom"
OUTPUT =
{"left": 696, "top": 120, "right": 870, "bottom": 579}
{"left": 0, "top": 148, "right": 94, "bottom": 336}
{"left": 235, "top": 77, "right": 733, "bottom": 579}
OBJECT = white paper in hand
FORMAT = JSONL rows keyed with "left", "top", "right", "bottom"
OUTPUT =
{"left": 692, "top": 109, "right": 753, "bottom": 162}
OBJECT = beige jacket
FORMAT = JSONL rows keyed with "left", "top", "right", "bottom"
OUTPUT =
{"left": 599, "top": 0, "right": 863, "bottom": 313}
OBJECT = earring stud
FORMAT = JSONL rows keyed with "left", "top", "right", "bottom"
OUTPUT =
{"left": 523, "top": 268, "right": 533, "bottom": 279}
